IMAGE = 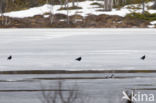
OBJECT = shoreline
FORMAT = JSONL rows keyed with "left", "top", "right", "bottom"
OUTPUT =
{"left": 0, "top": 70, "right": 156, "bottom": 74}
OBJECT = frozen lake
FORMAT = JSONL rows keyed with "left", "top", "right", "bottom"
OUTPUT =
{"left": 0, "top": 29, "right": 156, "bottom": 71}
{"left": 1, "top": 73, "right": 156, "bottom": 103}
{"left": 0, "top": 29, "right": 156, "bottom": 103}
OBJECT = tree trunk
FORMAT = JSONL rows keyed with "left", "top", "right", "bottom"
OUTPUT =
{"left": 104, "top": 0, "right": 112, "bottom": 11}
{"left": 66, "top": 0, "right": 69, "bottom": 24}
{"left": 72, "top": 0, "right": 75, "bottom": 7}
{"left": 142, "top": 0, "right": 145, "bottom": 14}
{"left": 0, "top": 0, "right": 6, "bottom": 25}
{"left": 49, "top": 0, "right": 55, "bottom": 24}
{"left": 152, "top": 0, "right": 156, "bottom": 9}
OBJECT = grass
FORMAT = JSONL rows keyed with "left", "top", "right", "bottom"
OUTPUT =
{"left": 58, "top": 6, "right": 82, "bottom": 10}
{"left": 126, "top": 11, "right": 156, "bottom": 21}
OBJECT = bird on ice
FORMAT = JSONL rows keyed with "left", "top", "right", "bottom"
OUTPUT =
{"left": 110, "top": 74, "right": 114, "bottom": 78}
{"left": 75, "top": 57, "right": 82, "bottom": 61}
{"left": 141, "top": 55, "right": 146, "bottom": 60}
{"left": 7, "top": 55, "right": 12, "bottom": 60}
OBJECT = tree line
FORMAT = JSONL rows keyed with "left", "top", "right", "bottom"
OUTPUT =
{"left": 0, "top": 0, "right": 156, "bottom": 25}
{"left": 1, "top": 0, "right": 154, "bottom": 12}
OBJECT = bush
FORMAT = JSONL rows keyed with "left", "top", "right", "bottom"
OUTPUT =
{"left": 113, "top": 0, "right": 153, "bottom": 8}
{"left": 6, "top": 0, "right": 46, "bottom": 12}
{"left": 58, "top": 6, "right": 82, "bottom": 10}
{"left": 90, "top": 2, "right": 103, "bottom": 8}
{"left": 5, "top": 0, "right": 86, "bottom": 12}
{"left": 126, "top": 12, "right": 156, "bottom": 21}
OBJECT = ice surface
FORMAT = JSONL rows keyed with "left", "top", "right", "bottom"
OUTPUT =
{"left": 0, "top": 29, "right": 156, "bottom": 71}
{"left": 0, "top": 73, "right": 156, "bottom": 103}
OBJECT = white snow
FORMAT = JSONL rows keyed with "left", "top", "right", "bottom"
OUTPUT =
{"left": 148, "top": 20, "right": 156, "bottom": 28}
{"left": 43, "top": 15, "right": 50, "bottom": 18}
{"left": 150, "top": 20, "right": 156, "bottom": 25}
{"left": 0, "top": 29, "right": 156, "bottom": 71}
{"left": 3, "top": 4, "right": 52, "bottom": 18}
{"left": 148, "top": 24, "right": 155, "bottom": 28}
{"left": 1, "top": 1, "right": 156, "bottom": 18}
{"left": 59, "top": 19, "right": 66, "bottom": 22}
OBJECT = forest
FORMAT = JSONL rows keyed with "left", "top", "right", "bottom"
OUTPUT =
{"left": 0, "top": 0, "right": 155, "bottom": 12}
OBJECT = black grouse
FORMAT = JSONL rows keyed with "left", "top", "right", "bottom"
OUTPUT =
{"left": 7, "top": 55, "right": 12, "bottom": 60}
{"left": 141, "top": 55, "right": 146, "bottom": 60}
{"left": 75, "top": 57, "right": 82, "bottom": 61}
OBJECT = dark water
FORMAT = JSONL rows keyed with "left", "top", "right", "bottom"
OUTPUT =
{"left": 0, "top": 72, "right": 156, "bottom": 103}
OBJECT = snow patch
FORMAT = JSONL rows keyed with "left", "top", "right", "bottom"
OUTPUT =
{"left": 148, "top": 20, "right": 156, "bottom": 28}
{"left": 150, "top": 21, "right": 156, "bottom": 25}
{"left": 4, "top": 4, "right": 52, "bottom": 18}
{"left": 43, "top": 15, "right": 50, "bottom": 18}
{"left": 148, "top": 25, "right": 155, "bottom": 28}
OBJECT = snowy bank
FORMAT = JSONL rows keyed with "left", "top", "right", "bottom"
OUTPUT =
{"left": 2, "top": 1, "right": 156, "bottom": 18}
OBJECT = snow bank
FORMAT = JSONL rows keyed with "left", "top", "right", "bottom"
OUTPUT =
{"left": 2, "top": 1, "right": 156, "bottom": 18}
{"left": 4, "top": 4, "right": 52, "bottom": 18}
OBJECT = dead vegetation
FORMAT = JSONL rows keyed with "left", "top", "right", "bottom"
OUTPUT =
{"left": 0, "top": 14, "right": 150, "bottom": 28}
{"left": 58, "top": 6, "right": 82, "bottom": 10}
{"left": 40, "top": 81, "right": 81, "bottom": 103}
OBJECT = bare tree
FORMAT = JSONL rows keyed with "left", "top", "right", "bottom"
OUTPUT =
{"left": 58, "top": 81, "right": 78, "bottom": 103}
{"left": 142, "top": 0, "right": 145, "bottom": 14}
{"left": 0, "top": 0, "right": 6, "bottom": 25}
{"left": 66, "top": 0, "right": 70, "bottom": 24}
{"left": 152, "top": 0, "right": 156, "bottom": 9}
{"left": 49, "top": 0, "right": 55, "bottom": 24}
{"left": 0, "top": 0, "right": 11, "bottom": 25}
{"left": 40, "top": 81, "right": 80, "bottom": 103}
{"left": 47, "top": 0, "right": 70, "bottom": 24}
{"left": 104, "top": 0, "right": 113, "bottom": 11}
{"left": 40, "top": 84, "right": 58, "bottom": 103}
{"left": 72, "top": 0, "right": 75, "bottom": 7}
